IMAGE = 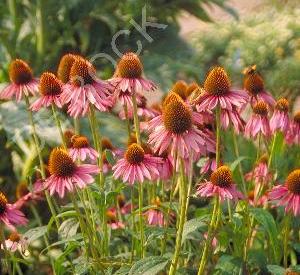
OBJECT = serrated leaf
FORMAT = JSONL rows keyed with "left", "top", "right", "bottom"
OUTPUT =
{"left": 250, "top": 208, "right": 281, "bottom": 263}
{"left": 214, "top": 254, "right": 242, "bottom": 275}
{"left": 58, "top": 218, "right": 79, "bottom": 239}
{"left": 105, "top": 149, "right": 116, "bottom": 165}
{"left": 229, "top": 156, "right": 248, "bottom": 172}
{"left": 182, "top": 217, "right": 206, "bottom": 244}
{"left": 23, "top": 226, "right": 48, "bottom": 243}
{"left": 267, "top": 265, "right": 285, "bottom": 275}
{"left": 129, "top": 256, "right": 169, "bottom": 275}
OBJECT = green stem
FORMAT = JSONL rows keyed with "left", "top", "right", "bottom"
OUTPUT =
{"left": 197, "top": 197, "right": 220, "bottom": 275}
{"left": 51, "top": 104, "right": 66, "bottom": 148}
{"left": 215, "top": 105, "right": 221, "bottom": 167}
{"left": 36, "top": 0, "right": 46, "bottom": 66}
{"left": 25, "top": 96, "right": 59, "bottom": 229}
{"left": 123, "top": 103, "right": 131, "bottom": 139}
{"left": 168, "top": 158, "right": 188, "bottom": 275}
{"left": 138, "top": 181, "right": 145, "bottom": 258}
{"left": 74, "top": 118, "right": 80, "bottom": 135}
{"left": 283, "top": 215, "right": 290, "bottom": 268}
{"left": 132, "top": 94, "right": 141, "bottom": 145}
{"left": 268, "top": 131, "right": 278, "bottom": 169}
{"left": 0, "top": 225, "right": 12, "bottom": 275}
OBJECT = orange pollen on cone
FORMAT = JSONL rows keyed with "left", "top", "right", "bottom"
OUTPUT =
{"left": 286, "top": 169, "right": 300, "bottom": 195}
{"left": 162, "top": 92, "right": 182, "bottom": 108}
{"left": 57, "top": 54, "right": 78, "bottom": 84}
{"left": 172, "top": 80, "right": 188, "bottom": 100}
{"left": 71, "top": 135, "right": 89, "bottom": 148}
{"left": 101, "top": 138, "right": 114, "bottom": 150}
{"left": 163, "top": 99, "right": 192, "bottom": 134}
{"left": 125, "top": 143, "right": 145, "bottom": 165}
{"left": 9, "top": 59, "right": 33, "bottom": 85}
{"left": 48, "top": 148, "right": 76, "bottom": 177}
{"left": 243, "top": 66, "right": 264, "bottom": 95}
{"left": 204, "top": 66, "right": 231, "bottom": 95}
{"left": 210, "top": 165, "right": 233, "bottom": 188}
{"left": 293, "top": 112, "right": 300, "bottom": 123}
{"left": 69, "top": 57, "right": 96, "bottom": 86}
{"left": 117, "top": 52, "right": 143, "bottom": 78}
{"left": 9, "top": 232, "right": 20, "bottom": 242}
{"left": 275, "top": 98, "right": 289, "bottom": 112}
{"left": 39, "top": 72, "right": 62, "bottom": 96}
{"left": 253, "top": 100, "right": 268, "bottom": 116}
{"left": 0, "top": 191, "right": 8, "bottom": 214}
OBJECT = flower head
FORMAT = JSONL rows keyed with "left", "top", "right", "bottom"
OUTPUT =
{"left": 243, "top": 65, "right": 275, "bottom": 107}
{"left": 45, "top": 148, "right": 99, "bottom": 197}
{"left": 1, "top": 232, "right": 29, "bottom": 256}
{"left": 30, "top": 72, "right": 63, "bottom": 111}
{"left": 286, "top": 111, "right": 300, "bottom": 145}
{"left": 144, "top": 197, "right": 168, "bottom": 227}
{"left": 196, "top": 165, "right": 243, "bottom": 201}
{"left": 57, "top": 54, "right": 78, "bottom": 84}
{"left": 269, "top": 169, "right": 300, "bottom": 216}
{"left": 60, "top": 57, "right": 112, "bottom": 117}
{"left": 106, "top": 208, "right": 125, "bottom": 229}
{"left": 68, "top": 135, "right": 98, "bottom": 161}
{"left": 270, "top": 98, "right": 290, "bottom": 134}
{"left": 148, "top": 97, "right": 215, "bottom": 157}
{"left": 109, "top": 52, "right": 156, "bottom": 104}
{"left": 112, "top": 143, "right": 161, "bottom": 185}
{"left": 245, "top": 100, "right": 271, "bottom": 139}
{"left": 0, "top": 59, "right": 38, "bottom": 102}
{"left": 171, "top": 80, "right": 188, "bottom": 100}
{"left": 245, "top": 154, "right": 272, "bottom": 184}
{"left": 195, "top": 66, "right": 248, "bottom": 112}
{"left": 0, "top": 191, "right": 28, "bottom": 230}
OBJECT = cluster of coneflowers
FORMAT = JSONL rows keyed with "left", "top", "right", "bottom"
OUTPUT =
{"left": 0, "top": 52, "right": 299, "bottom": 274}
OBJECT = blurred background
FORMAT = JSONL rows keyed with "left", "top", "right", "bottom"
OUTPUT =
{"left": 0, "top": 0, "right": 299, "bottom": 196}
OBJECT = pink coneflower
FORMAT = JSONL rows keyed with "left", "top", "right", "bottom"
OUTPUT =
{"left": 30, "top": 72, "right": 63, "bottom": 111}
{"left": 119, "top": 95, "right": 156, "bottom": 120}
{"left": 57, "top": 53, "right": 78, "bottom": 84}
{"left": 45, "top": 148, "right": 99, "bottom": 198}
{"left": 13, "top": 181, "right": 44, "bottom": 210}
{"left": 0, "top": 59, "right": 38, "bottom": 102}
{"left": 1, "top": 232, "right": 29, "bottom": 256}
{"left": 245, "top": 155, "right": 272, "bottom": 185}
{"left": 148, "top": 94, "right": 215, "bottom": 158}
{"left": 286, "top": 112, "right": 300, "bottom": 145}
{"left": 171, "top": 80, "right": 189, "bottom": 101}
{"left": 154, "top": 151, "right": 173, "bottom": 181}
{"left": 106, "top": 208, "right": 125, "bottom": 229}
{"left": 144, "top": 197, "right": 169, "bottom": 227}
{"left": 0, "top": 191, "right": 28, "bottom": 231}
{"left": 196, "top": 165, "right": 243, "bottom": 201}
{"left": 112, "top": 143, "right": 161, "bottom": 185}
{"left": 117, "top": 194, "right": 133, "bottom": 215}
{"left": 60, "top": 57, "right": 112, "bottom": 117}
{"left": 195, "top": 67, "right": 248, "bottom": 112}
{"left": 221, "top": 107, "right": 245, "bottom": 134}
{"left": 109, "top": 52, "right": 156, "bottom": 97}
{"left": 243, "top": 65, "right": 275, "bottom": 107}
{"left": 268, "top": 169, "right": 300, "bottom": 216}
{"left": 203, "top": 232, "right": 218, "bottom": 248}
{"left": 270, "top": 98, "right": 290, "bottom": 134}
{"left": 245, "top": 100, "right": 271, "bottom": 139}
{"left": 68, "top": 135, "right": 98, "bottom": 162}
{"left": 247, "top": 190, "right": 268, "bottom": 207}
{"left": 201, "top": 153, "right": 217, "bottom": 174}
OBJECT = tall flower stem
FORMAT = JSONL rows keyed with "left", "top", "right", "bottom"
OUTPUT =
{"left": 283, "top": 215, "right": 291, "bottom": 268}
{"left": 132, "top": 93, "right": 144, "bottom": 257}
{"left": 168, "top": 158, "right": 188, "bottom": 275}
{"left": 123, "top": 103, "right": 131, "bottom": 138}
{"left": 0, "top": 225, "right": 12, "bottom": 275}
{"left": 88, "top": 105, "right": 108, "bottom": 255}
{"left": 25, "top": 96, "right": 59, "bottom": 229}
{"left": 268, "top": 131, "right": 278, "bottom": 169}
{"left": 197, "top": 105, "right": 222, "bottom": 275}
{"left": 51, "top": 104, "right": 66, "bottom": 148}
{"left": 74, "top": 118, "right": 80, "bottom": 134}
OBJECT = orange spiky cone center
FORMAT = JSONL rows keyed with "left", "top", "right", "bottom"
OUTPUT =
{"left": 57, "top": 54, "right": 78, "bottom": 83}
{"left": 210, "top": 165, "right": 233, "bottom": 188}
{"left": 253, "top": 100, "right": 268, "bottom": 116}
{"left": 286, "top": 169, "right": 300, "bottom": 194}
{"left": 117, "top": 52, "right": 143, "bottom": 78}
{"left": 70, "top": 57, "right": 96, "bottom": 86}
{"left": 0, "top": 191, "right": 8, "bottom": 214}
{"left": 204, "top": 67, "right": 231, "bottom": 95}
{"left": 39, "top": 72, "right": 62, "bottom": 96}
{"left": 48, "top": 148, "right": 76, "bottom": 177}
{"left": 125, "top": 143, "right": 145, "bottom": 164}
{"left": 9, "top": 59, "right": 33, "bottom": 85}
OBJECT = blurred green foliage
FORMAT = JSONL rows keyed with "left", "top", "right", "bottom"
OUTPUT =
{"left": 0, "top": 0, "right": 235, "bottom": 80}
{"left": 190, "top": 6, "right": 300, "bottom": 101}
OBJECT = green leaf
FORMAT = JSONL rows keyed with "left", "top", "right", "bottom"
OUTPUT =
{"left": 23, "top": 226, "right": 48, "bottom": 243}
{"left": 105, "top": 149, "right": 116, "bottom": 165}
{"left": 250, "top": 208, "right": 281, "bottom": 263}
{"left": 267, "top": 265, "right": 285, "bottom": 275}
{"left": 229, "top": 156, "right": 248, "bottom": 172}
{"left": 214, "top": 255, "right": 242, "bottom": 275}
{"left": 58, "top": 218, "right": 79, "bottom": 239}
{"left": 182, "top": 217, "right": 206, "bottom": 244}
{"left": 129, "top": 256, "right": 169, "bottom": 275}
